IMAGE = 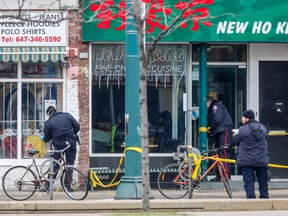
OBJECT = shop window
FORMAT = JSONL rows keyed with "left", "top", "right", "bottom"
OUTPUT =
{"left": 22, "top": 61, "right": 62, "bottom": 78}
{"left": 0, "top": 61, "right": 63, "bottom": 159}
{"left": 0, "top": 83, "right": 17, "bottom": 158}
{"left": 92, "top": 76, "right": 185, "bottom": 154}
{"left": 21, "top": 82, "right": 62, "bottom": 159}
{"left": 192, "top": 44, "right": 247, "bottom": 62}
{"left": 91, "top": 44, "right": 187, "bottom": 154}
{"left": 0, "top": 62, "right": 17, "bottom": 78}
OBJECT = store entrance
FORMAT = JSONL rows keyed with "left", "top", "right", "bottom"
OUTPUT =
{"left": 259, "top": 61, "right": 288, "bottom": 178}
{"left": 192, "top": 65, "right": 246, "bottom": 175}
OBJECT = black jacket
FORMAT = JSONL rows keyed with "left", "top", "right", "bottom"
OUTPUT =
{"left": 207, "top": 100, "right": 233, "bottom": 137}
{"left": 232, "top": 119, "right": 269, "bottom": 167}
{"left": 43, "top": 112, "right": 80, "bottom": 147}
{"left": 113, "top": 123, "right": 125, "bottom": 153}
{"left": 154, "top": 120, "right": 172, "bottom": 152}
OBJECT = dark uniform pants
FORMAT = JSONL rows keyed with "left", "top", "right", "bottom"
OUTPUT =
{"left": 214, "top": 129, "right": 232, "bottom": 177}
{"left": 241, "top": 166, "right": 269, "bottom": 199}
{"left": 52, "top": 138, "right": 77, "bottom": 179}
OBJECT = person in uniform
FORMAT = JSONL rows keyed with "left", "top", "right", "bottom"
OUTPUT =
{"left": 233, "top": 110, "right": 269, "bottom": 199}
{"left": 207, "top": 96, "right": 233, "bottom": 181}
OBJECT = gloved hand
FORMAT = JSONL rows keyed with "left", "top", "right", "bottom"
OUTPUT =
{"left": 40, "top": 135, "right": 44, "bottom": 141}
{"left": 192, "top": 110, "right": 199, "bottom": 119}
{"left": 232, "top": 129, "right": 239, "bottom": 135}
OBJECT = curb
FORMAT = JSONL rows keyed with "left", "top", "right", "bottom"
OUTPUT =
{"left": 0, "top": 199, "right": 288, "bottom": 212}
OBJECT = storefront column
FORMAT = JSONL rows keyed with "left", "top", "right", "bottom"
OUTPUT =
{"left": 199, "top": 43, "right": 208, "bottom": 174}
{"left": 114, "top": 0, "right": 142, "bottom": 199}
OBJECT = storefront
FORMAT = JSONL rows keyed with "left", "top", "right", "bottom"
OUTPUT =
{"left": 83, "top": 0, "right": 288, "bottom": 179}
{"left": 0, "top": 10, "right": 77, "bottom": 176}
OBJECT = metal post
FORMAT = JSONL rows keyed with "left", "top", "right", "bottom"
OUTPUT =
{"left": 48, "top": 142, "right": 53, "bottom": 200}
{"left": 188, "top": 156, "right": 192, "bottom": 199}
{"left": 114, "top": 0, "right": 142, "bottom": 199}
{"left": 199, "top": 43, "right": 208, "bottom": 176}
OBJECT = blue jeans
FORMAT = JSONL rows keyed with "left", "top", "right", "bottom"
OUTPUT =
{"left": 241, "top": 166, "right": 269, "bottom": 199}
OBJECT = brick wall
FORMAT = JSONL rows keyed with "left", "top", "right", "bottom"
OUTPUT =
{"left": 68, "top": 10, "right": 90, "bottom": 175}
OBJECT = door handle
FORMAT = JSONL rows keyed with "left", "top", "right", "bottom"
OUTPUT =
{"left": 268, "top": 131, "right": 288, "bottom": 136}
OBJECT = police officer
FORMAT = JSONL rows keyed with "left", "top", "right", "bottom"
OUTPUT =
{"left": 43, "top": 106, "right": 80, "bottom": 170}
{"left": 233, "top": 110, "right": 269, "bottom": 199}
{"left": 207, "top": 96, "right": 233, "bottom": 181}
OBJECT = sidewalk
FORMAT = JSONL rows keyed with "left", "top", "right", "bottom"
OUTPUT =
{"left": 0, "top": 183, "right": 288, "bottom": 213}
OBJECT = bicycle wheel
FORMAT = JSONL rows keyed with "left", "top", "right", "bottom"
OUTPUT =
{"left": 157, "top": 163, "right": 188, "bottom": 199}
{"left": 40, "top": 158, "right": 63, "bottom": 181}
{"left": 218, "top": 163, "right": 232, "bottom": 199}
{"left": 2, "top": 165, "right": 37, "bottom": 201}
{"left": 61, "top": 167, "right": 88, "bottom": 200}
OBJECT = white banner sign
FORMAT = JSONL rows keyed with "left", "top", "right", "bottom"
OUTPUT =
{"left": 0, "top": 12, "right": 67, "bottom": 47}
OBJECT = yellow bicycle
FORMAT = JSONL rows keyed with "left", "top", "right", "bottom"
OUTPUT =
{"left": 157, "top": 145, "right": 232, "bottom": 199}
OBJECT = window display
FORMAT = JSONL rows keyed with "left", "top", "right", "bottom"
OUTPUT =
{"left": 91, "top": 44, "right": 187, "bottom": 154}
{"left": 0, "top": 61, "right": 63, "bottom": 159}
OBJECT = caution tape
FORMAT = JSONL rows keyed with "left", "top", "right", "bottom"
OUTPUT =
{"left": 89, "top": 147, "right": 142, "bottom": 189}
{"left": 194, "top": 154, "right": 288, "bottom": 169}
{"left": 199, "top": 127, "right": 210, "bottom": 133}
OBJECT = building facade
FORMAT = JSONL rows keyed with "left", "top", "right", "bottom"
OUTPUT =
{"left": 0, "top": 1, "right": 90, "bottom": 179}
{"left": 0, "top": 0, "right": 288, "bottom": 186}
{"left": 83, "top": 0, "right": 288, "bottom": 179}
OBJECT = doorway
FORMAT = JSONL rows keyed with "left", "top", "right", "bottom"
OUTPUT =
{"left": 259, "top": 61, "right": 288, "bottom": 178}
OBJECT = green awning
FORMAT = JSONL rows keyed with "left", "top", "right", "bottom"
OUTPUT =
{"left": 0, "top": 47, "right": 67, "bottom": 62}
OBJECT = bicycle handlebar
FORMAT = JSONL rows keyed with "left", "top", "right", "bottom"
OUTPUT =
{"left": 201, "top": 144, "right": 231, "bottom": 155}
{"left": 47, "top": 142, "right": 71, "bottom": 154}
{"left": 177, "top": 143, "right": 231, "bottom": 154}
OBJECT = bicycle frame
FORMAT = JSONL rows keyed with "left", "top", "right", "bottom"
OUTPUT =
{"left": 158, "top": 145, "right": 232, "bottom": 199}
{"left": 192, "top": 153, "right": 222, "bottom": 181}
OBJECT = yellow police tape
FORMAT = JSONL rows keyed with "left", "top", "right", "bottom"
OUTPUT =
{"left": 199, "top": 127, "right": 210, "bottom": 133}
{"left": 89, "top": 147, "right": 142, "bottom": 189}
{"left": 90, "top": 147, "right": 288, "bottom": 189}
{"left": 198, "top": 155, "right": 288, "bottom": 169}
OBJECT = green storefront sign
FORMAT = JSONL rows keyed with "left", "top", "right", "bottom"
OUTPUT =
{"left": 82, "top": 0, "right": 288, "bottom": 42}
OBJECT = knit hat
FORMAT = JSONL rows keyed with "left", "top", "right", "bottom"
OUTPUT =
{"left": 160, "top": 110, "right": 171, "bottom": 120}
{"left": 46, "top": 106, "right": 56, "bottom": 115}
{"left": 242, "top": 110, "right": 255, "bottom": 119}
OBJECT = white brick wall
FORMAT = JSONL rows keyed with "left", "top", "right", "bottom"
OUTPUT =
{"left": 66, "top": 79, "right": 79, "bottom": 121}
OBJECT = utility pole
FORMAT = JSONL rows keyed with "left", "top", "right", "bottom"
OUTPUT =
{"left": 199, "top": 43, "right": 208, "bottom": 175}
{"left": 114, "top": 0, "right": 142, "bottom": 199}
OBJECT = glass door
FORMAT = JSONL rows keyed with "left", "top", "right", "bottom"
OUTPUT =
{"left": 191, "top": 65, "right": 246, "bottom": 175}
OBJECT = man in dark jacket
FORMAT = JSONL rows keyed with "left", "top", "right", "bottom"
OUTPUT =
{"left": 233, "top": 110, "right": 269, "bottom": 199}
{"left": 207, "top": 97, "right": 233, "bottom": 181}
{"left": 43, "top": 106, "right": 80, "bottom": 171}
{"left": 154, "top": 110, "right": 173, "bottom": 152}
{"left": 111, "top": 114, "right": 125, "bottom": 153}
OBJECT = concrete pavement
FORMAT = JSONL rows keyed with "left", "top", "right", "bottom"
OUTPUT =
{"left": 0, "top": 181, "right": 288, "bottom": 213}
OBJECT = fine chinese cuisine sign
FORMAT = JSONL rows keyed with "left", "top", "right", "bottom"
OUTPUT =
{"left": 0, "top": 12, "right": 67, "bottom": 46}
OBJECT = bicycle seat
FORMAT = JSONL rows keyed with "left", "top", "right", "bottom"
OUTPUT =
{"left": 27, "top": 149, "right": 40, "bottom": 156}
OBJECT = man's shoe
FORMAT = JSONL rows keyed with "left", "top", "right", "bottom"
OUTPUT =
{"left": 209, "top": 176, "right": 221, "bottom": 182}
